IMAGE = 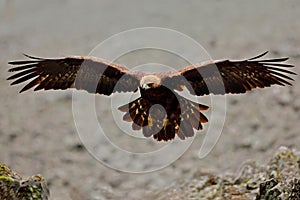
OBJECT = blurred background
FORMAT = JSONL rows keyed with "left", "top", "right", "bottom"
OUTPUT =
{"left": 0, "top": 0, "right": 299, "bottom": 199}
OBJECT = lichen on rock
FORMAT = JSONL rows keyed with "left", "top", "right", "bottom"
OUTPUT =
{"left": 0, "top": 164, "right": 49, "bottom": 200}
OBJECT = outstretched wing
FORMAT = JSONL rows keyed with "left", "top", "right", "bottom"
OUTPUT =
{"left": 7, "top": 54, "right": 141, "bottom": 95}
{"left": 163, "top": 52, "right": 296, "bottom": 96}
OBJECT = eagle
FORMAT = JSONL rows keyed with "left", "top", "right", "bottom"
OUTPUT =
{"left": 7, "top": 51, "right": 296, "bottom": 141}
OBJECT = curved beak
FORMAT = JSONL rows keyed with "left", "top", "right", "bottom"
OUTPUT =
{"left": 142, "top": 84, "right": 151, "bottom": 90}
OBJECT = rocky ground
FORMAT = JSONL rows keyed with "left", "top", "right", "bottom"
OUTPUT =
{"left": 1, "top": 146, "right": 299, "bottom": 199}
{"left": 0, "top": 1, "right": 299, "bottom": 199}
{"left": 148, "top": 146, "right": 300, "bottom": 200}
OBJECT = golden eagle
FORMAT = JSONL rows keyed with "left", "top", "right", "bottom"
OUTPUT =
{"left": 7, "top": 52, "right": 296, "bottom": 141}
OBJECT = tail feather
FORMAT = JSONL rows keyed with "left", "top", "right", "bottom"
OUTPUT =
{"left": 118, "top": 96, "right": 209, "bottom": 141}
{"left": 179, "top": 120, "right": 194, "bottom": 137}
{"left": 189, "top": 111, "right": 202, "bottom": 130}
{"left": 118, "top": 97, "right": 151, "bottom": 133}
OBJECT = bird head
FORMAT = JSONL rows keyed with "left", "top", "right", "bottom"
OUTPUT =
{"left": 140, "top": 75, "right": 161, "bottom": 90}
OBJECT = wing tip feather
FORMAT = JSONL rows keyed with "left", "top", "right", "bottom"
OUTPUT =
{"left": 248, "top": 51, "right": 269, "bottom": 60}
{"left": 22, "top": 53, "right": 45, "bottom": 60}
{"left": 19, "top": 88, "right": 27, "bottom": 93}
{"left": 247, "top": 51, "right": 291, "bottom": 63}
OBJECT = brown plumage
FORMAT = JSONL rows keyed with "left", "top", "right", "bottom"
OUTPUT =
{"left": 7, "top": 52, "right": 296, "bottom": 141}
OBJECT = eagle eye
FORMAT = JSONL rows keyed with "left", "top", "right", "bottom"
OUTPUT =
{"left": 142, "top": 83, "right": 153, "bottom": 90}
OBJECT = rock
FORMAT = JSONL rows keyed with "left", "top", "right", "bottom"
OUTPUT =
{"left": 0, "top": 163, "right": 49, "bottom": 200}
{"left": 148, "top": 146, "right": 300, "bottom": 200}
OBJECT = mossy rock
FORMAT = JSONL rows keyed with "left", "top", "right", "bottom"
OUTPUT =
{"left": 0, "top": 164, "right": 49, "bottom": 200}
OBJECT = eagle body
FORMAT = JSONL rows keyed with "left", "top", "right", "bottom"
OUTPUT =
{"left": 7, "top": 52, "right": 296, "bottom": 141}
{"left": 125, "top": 84, "right": 183, "bottom": 140}
{"left": 121, "top": 81, "right": 208, "bottom": 141}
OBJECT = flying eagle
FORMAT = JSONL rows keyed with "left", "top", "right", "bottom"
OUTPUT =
{"left": 7, "top": 52, "right": 296, "bottom": 141}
